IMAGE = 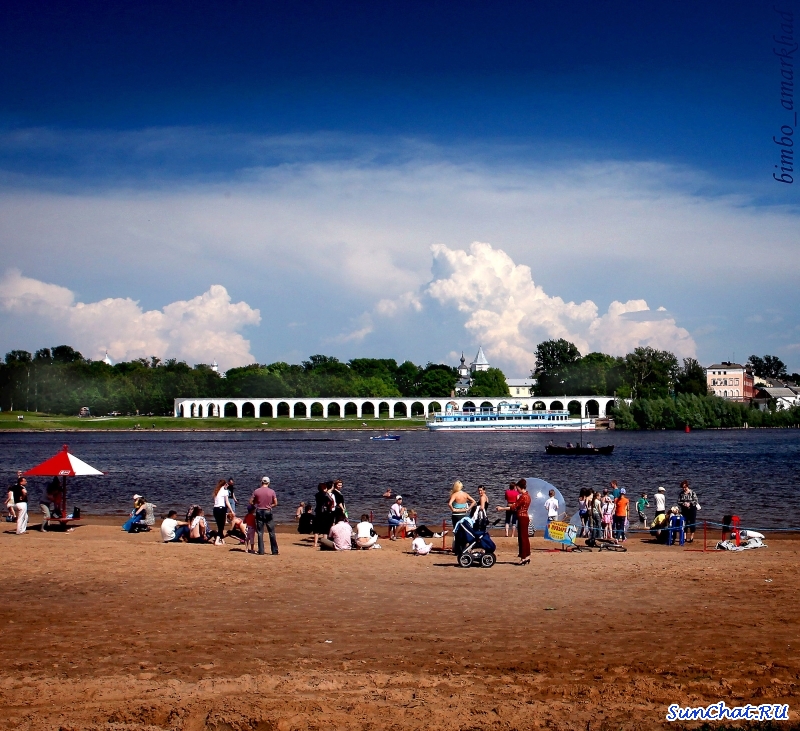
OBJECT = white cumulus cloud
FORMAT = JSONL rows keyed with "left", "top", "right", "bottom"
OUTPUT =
{"left": 0, "top": 269, "right": 260, "bottom": 369}
{"left": 387, "top": 242, "right": 696, "bottom": 373}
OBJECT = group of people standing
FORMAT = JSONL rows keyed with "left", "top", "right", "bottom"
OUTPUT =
{"left": 6, "top": 473, "right": 65, "bottom": 534}
{"left": 448, "top": 478, "right": 532, "bottom": 565}
{"left": 577, "top": 480, "right": 700, "bottom": 543}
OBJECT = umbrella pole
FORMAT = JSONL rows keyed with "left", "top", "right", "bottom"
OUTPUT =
{"left": 62, "top": 476, "right": 67, "bottom": 519}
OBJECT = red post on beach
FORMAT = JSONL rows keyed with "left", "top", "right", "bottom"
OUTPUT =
{"left": 369, "top": 510, "right": 373, "bottom": 523}
{"left": 703, "top": 520, "right": 707, "bottom": 552}
{"left": 733, "top": 516, "right": 741, "bottom": 546}
{"left": 441, "top": 518, "right": 447, "bottom": 551}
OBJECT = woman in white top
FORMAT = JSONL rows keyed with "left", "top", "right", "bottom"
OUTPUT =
{"left": 212, "top": 479, "right": 233, "bottom": 546}
{"left": 355, "top": 513, "right": 379, "bottom": 549}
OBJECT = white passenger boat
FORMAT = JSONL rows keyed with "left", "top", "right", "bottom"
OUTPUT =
{"left": 426, "top": 402, "right": 595, "bottom": 432}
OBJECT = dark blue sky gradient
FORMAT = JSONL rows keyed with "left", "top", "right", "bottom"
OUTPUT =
{"left": 0, "top": 0, "right": 786, "bottom": 185}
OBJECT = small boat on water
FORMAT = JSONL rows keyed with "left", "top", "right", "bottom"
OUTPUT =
{"left": 545, "top": 444, "right": 614, "bottom": 456}
{"left": 370, "top": 434, "right": 401, "bottom": 441}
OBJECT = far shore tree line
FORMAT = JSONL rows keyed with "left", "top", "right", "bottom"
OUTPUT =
{"left": 0, "top": 342, "right": 798, "bottom": 429}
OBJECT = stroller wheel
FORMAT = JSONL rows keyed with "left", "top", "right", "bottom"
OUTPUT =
{"left": 458, "top": 553, "right": 474, "bottom": 568}
{"left": 480, "top": 553, "right": 496, "bottom": 568}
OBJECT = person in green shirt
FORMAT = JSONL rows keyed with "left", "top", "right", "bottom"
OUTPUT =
{"left": 636, "top": 492, "right": 650, "bottom": 528}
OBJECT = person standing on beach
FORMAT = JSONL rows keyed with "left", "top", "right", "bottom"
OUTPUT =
{"left": 510, "top": 479, "right": 531, "bottom": 565}
{"left": 613, "top": 488, "right": 629, "bottom": 541}
{"left": 314, "top": 483, "right": 334, "bottom": 548}
{"left": 251, "top": 476, "right": 279, "bottom": 555}
{"left": 544, "top": 490, "right": 560, "bottom": 523}
{"left": 653, "top": 486, "right": 667, "bottom": 519}
{"left": 502, "top": 481, "right": 519, "bottom": 537}
{"left": 636, "top": 492, "right": 650, "bottom": 528}
{"left": 226, "top": 478, "right": 237, "bottom": 514}
{"left": 331, "top": 479, "right": 347, "bottom": 520}
{"left": 212, "top": 480, "right": 233, "bottom": 546}
{"left": 677, "top": 480, "right": 698, "bottom": 543}
{"left": 448, "top": 481, "right": 476, "bottom": 527}
{"left": 9, "top": 477, "right": 28, "bottom": 534}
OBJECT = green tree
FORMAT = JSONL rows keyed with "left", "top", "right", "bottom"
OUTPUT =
{"left": 623, "top": 347, "right": 679, "bottom": 399}
{"left": 747, "top": 354, "right": 787, "bottom": 379}
{"left": 469, "top": 368, "right": 510, "bottom": 397}
{"left": 416, "top": 365, "right": 457, "bottom": 396}
{"left": 533, "top": 339, "right": 581, "bottom": 396}
{"left": 674, "top": 358, "right": 709, "bottom": 396}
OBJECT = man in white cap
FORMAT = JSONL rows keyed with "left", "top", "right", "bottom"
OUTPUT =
{"left": 654, "top": 486, "right": 666, "bottom": 519}
{"left": 250, "top": 477, "right": 279, "bottom": 555}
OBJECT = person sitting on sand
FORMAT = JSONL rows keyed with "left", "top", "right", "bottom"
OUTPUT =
{"left": 39, "top": 477, "right": 63, "bottom": 531}
{"left": 188, "top": 507, "right": 209, "bottom": 543}
{"left": 122, "top": 495, "right": 148, "bottom": 532}
{"left": 295, "top": 501, "right": 305, "bottom": 521}
{"left": 355, "top": 514, "right": 379, "bottom": 549}
{"left": 320, "top": 508, "right": 352, "bottom": 550}
{"left": 298, "top": 504, "right": 314, "bottom": 534}
{"left": 160, "top": 510, "right": 190, "bottom": 543}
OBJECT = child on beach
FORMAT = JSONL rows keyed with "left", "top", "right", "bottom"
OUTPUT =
{"left": 601, "top": 496, "right": 615, "bottom": 540}
{"left": 243, "top": 504, "right": 257, "bottom": 553}
{"left": 636, "top": 492, "right": 650, "bottom": 528}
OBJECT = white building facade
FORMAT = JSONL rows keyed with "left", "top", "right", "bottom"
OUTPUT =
{"left": 174, "top": 394, "right": 618, "bottom": 420}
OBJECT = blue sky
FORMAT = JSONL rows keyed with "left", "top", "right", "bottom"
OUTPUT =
{"left": 1, "top": 0, "right": 798, "bottom": 374}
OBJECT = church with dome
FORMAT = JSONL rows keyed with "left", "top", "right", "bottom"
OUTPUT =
{"left": 454, "top": 346, "right": 490, "bottom": 395}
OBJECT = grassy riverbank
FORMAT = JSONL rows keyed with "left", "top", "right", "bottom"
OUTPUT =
{"left": 0, "top": 412, "right": 426, "bottom": 431}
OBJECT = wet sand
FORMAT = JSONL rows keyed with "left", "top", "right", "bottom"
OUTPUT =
{"left": 1, "top": 520, "right": 798, "bottom": 730}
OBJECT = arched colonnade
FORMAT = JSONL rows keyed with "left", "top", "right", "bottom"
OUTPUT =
{"left": 174, "top": 396, "right": 618, "bottom": 419}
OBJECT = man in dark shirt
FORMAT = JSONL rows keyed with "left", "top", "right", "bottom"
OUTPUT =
{"left": 250, "top": 476, "right": 279, "bottom": 555}
{"left": 9, "top": 477, "right": 28, "bottom": 534}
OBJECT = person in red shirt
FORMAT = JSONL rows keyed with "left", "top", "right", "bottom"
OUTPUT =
{"left": 510, "top": 479, "right": 531, "bottom": 565}
{"left": 613, "top": 488, "right": 629, "bottom": 542}
{"left": 503, "top": 481, "right": 519, "bottom": 537}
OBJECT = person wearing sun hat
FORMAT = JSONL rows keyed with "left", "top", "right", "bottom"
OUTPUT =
{"left": 387, "top": 495, "right": 405, "bottom": 540}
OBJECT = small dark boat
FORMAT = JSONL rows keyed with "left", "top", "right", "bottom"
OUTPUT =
{"left": 545, "top": 444, "right": 614, "bottom": 456}
{"left": 370, "top": 434, "right": 401, "bottom": 441}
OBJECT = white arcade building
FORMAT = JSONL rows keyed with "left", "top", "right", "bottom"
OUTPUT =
{"left": 173, "top": 394, "right": 617, "bottom": 420}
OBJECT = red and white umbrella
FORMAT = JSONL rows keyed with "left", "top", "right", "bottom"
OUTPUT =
{"left": 23, "top": 444, "right": 104, "bottom": 522}
{"left": 23, "top": 444, "right": 104, "bottom": 478}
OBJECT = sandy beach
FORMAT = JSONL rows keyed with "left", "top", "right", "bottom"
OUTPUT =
{"left": 0, "top": 520, "right": 798, "bottom": 730}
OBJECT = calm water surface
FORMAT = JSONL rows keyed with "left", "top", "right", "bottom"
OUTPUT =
{"left": 1, "top": 430, "right": 798, "bottom": 529}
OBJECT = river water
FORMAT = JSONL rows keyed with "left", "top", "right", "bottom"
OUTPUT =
{"left": 1, "top": 429, "right": 798, "bottom": 529}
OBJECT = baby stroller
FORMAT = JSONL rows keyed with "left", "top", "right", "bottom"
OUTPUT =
{"left": 453, "top": 516, "right": 497, "bottom": 568}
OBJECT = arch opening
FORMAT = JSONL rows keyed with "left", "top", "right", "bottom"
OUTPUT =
{"left": 532, "top": 400, "right": 546, "bottom": 411}
{"left": 224, "top": 402, "right": 238, "bottom": 418}
{"left": 293, "top": 402, "right": 308, "bottom": 418}
{"left": 428, "top": 401, "right": 442, "bottom": 414}
{"left": 586, "top": 399, "right": 600, "bottom": 417}
{"left": 276, "top": 402, "right": 290, "bottom": 417}
{"left": 327, "top": 402, "right": 341, "bottom": 417}
{"left": 259, "top": 402, "right": 272, "bottom": 418}
{"left": 361, "top": 402, "right": 375, "bottom": 417}
{"left": 242, "top": 402, "right": 255, "bottom": 418}
{"left": 549, "top": 400, "right": 564, "bottom": 411}
{"left": 378, "top": 401, "right": 390, "bottom": 417}
{"left": 393, "top": 402, "right": 407, "bottom": 417}
{"left": 567, "top": 400, "right": 582, "bottom": 416}
{"left": 345, "top": 401, "right": 359, "bottom": 416}
{"left": 410, "top": 401, "right": 425, "bottom": 416}
{"left": 310, "top": 402, "right": 324, "bottom": 417}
